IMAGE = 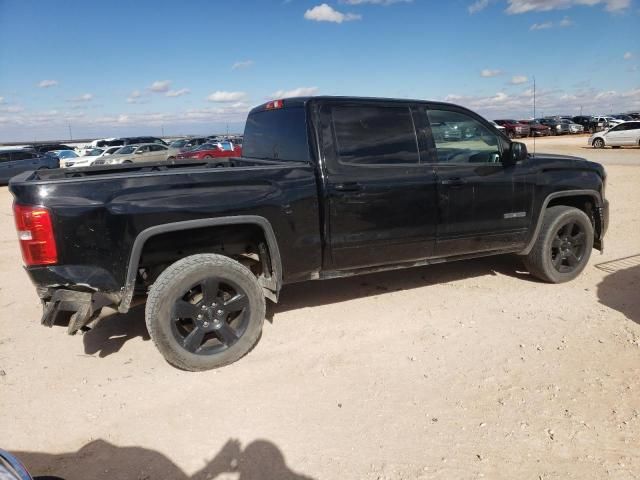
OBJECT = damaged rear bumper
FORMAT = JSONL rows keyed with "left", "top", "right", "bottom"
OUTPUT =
{"left": 40, "top": 289, "right": 117, "bottom": 335}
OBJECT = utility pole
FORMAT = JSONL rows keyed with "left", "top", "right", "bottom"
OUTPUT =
{"left": 533, "top": 76, "right": 536, "bottom": 155}
{"left": 580, "top": 105, "right": 583, "bottom": 116}
{"left": 67, "top": 122, "right": 73, "bottom": 141}
{"left": 161, "top": 125, "right": 165, "bottom": 137}
{"left": 226, "top": 123, "right": 229, "bottom": 136}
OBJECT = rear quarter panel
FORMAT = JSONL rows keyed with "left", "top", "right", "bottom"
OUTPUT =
{"left": 10, "top": 162, "right": 321, "bottom": 294}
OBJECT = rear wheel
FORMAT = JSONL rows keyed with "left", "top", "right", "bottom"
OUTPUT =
{"left": 523, "top": 206, "right": 593, "bottom": 283}
{"left": 145, "top": 254, "right": 265, "bottom": 371}
{"left": 592, "top": 138, "right": 605, "bottom": 149}
{"left": 203, "top": 155, "right": 213, "bottom": 160}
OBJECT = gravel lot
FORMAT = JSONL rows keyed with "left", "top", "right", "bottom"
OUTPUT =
{"left": 1, "top": 136, "right": 639, "bottom": 480}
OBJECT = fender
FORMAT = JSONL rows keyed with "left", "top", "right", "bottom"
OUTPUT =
{"left": 519, "top": 189, "right": 603, "bottom": 256}
{"left": 118, "top": 215, "right": 283, "bottom": 313}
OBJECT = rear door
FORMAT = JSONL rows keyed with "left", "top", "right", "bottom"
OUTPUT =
{"left": 423, "top": 106, "right": 534, "bottom": 257}
{"left": 318, "top": 100, "right": 438, "bottom": 270}
{"left": 149, "top": 144, "right": 168, "bottom": 161}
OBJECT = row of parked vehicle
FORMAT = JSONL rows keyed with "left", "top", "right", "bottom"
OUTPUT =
{"left": 0, "top": 135, "right": 243, "bottom": 183}
{"left": 489, "top": 113, "right": 640, "bottom": 139}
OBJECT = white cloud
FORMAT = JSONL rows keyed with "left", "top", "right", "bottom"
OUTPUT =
{"left": 0, "top": 97, "right": 3, "bottom": 103}
{"left": 149, "top": 80, "right": 172, "bottom": 93}
{"left": 480, "top": 69, "right": 502, "bottom": 77}
{"left": 442, "top": 86, "right": 640, "bottom": 119}
{"left": 231, "top": 60, "right": 254, "bottom": 70}
{"left": 270, "top": 86, "right": 319, "bottom": 98}
{"left": 559, "top": 15, "right": 573, "bottom": 25}
{"left": 506, "top": 0, "right": 630, "bottom": 14}
{"left": 530, "top": 21, "right": 553, "bottom": 29}
{"left": 38, "top": 79, "right": 58, "bottom": 88}
{"left": 468, "top": 0, "right": 490, "bottom": 13}
{"left": 70, "top": 93, "right": 93, "bottom": 102}
{"left": 207, "top": 91, "right": 248, "bottom": 102}
{"left": 165, "top": 88, "right": 191, "bottom": 97}
{"left": 304, "top": 3, "right": 362, "bottom": 22}
{"left": 127, "top": 90, "right": 143, "bottom": 103}
{"left": 341, "top": 0, "right": 412, "bottom": 4}
{"left": 623, "top": 51, "right": 633, "bottom": 60}
{"left": 510, "top": 75, "right": 529, "bottom": 84}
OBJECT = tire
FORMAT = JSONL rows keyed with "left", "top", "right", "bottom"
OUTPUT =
{"left": 592, "top": 138, "right": 605, "bottom": 149}
{"left": 167, "top": 156, "right": 176, "bottom": 163}
{"left": 523, "top": 206, "right": 594, "bottom": 283}
{"left": 145, "top": 254, "right": 266, "bottom": 371}
{"left": 123, "top": 160, "right": 133, "bottom": 164}
{"left": 507, "top": 131, "right": 515, "bottom": 139}
{"left": 204, "top": 155, "right": 213, "bottom": 160}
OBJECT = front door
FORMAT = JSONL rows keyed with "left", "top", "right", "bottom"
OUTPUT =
{"left": 319, "top": 101, "right": 438, "bottom": 270}
{"left": 423, "top": 106, "right": 534, "bottom": 257}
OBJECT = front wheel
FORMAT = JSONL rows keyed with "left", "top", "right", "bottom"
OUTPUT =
{"left": 523, "top": 206, "right": 593, "bottom": 283}
{"left": 145, "top": 254, "right": 265, "bottom": 371}
{"left": 592, "top": 138, "right": 605, "bottom": 149}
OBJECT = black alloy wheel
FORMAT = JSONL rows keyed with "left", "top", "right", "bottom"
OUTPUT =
{"left": 171, "top": 277, "right": 250, "bottom": 355}
{"left": 549, "top": 221, "right": 588, "bottom": 274}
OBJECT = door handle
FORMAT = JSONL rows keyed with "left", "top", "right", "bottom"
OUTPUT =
{"left": 333, "top": 182, "right": 362, "bottom": 192}
{"left": 441, "top": 177, "right": 465, "bottom": 187}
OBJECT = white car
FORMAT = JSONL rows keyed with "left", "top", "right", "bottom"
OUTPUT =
{"left": 94, "top": 143, "right": 169, "bottom": 165}
{"left": 589, "top": 121, "right": 640, "bottom": 148}
{"left": 61, "top": 146, "right": 122, "bottom": 168}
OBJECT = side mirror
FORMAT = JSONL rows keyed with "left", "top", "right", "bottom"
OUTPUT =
{"left": 506, "top": 141, "right": 528, "bottom": 165}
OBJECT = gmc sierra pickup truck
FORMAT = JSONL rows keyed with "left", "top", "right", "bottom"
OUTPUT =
{"left": 9, "top": 96, "right": 609, "bottom": 371}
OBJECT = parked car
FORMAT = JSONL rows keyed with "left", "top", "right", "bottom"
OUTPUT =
{"left": 30, "top": 143, "right": 75, "bottom": 154}
{"left": 92, "top": 136, "right": 167, "bottom": 149}
{"left": 166, "top": 137, "right": 210, "bottom": 161}
{"left": 592, "top": 116, "right": 623, "bottom": 130}
{"left": 589, "top": 121, "right": 640, "bottom": 148}
{"left": 492, "top": 119, "right": 530, "bottom": 138}
{"left": 48, "top": 149, "right": 79, "bottom": 161}
{"left": 518, "top": 120, "right": 551, "bottom": 137}
{"left": 93, "top": 143, "right": 169, "bottom": 165}
{"left": 0, "top": 149, "right": 59, "bottom": 184}
{"left": 9, "top": 96, "right": 609, "bottom": 371}
{"left": 175, "top": 141, "right": 242, "bottom": 161}
{"left": 560, "top": 119, "right": 584, "bottom": 134}
{"left": 572, "top": 116, "right": 596, "bottom": 133}
{"left": 537, "top": 118, "right": 569, "bottom": 135}
{"left": 61, "top": 146, "right": 122, "bottom": 168}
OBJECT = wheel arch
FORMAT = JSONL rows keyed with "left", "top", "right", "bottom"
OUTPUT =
{"left": 118, "top": 216, "right": 282, "bottom": 313}
{"left": 519, "top": 189, "right": 604, "bottom": 256}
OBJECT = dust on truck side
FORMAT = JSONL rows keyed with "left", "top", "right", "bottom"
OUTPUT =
{"left": 9, "top": 96, "right": 609, "bottom": 371}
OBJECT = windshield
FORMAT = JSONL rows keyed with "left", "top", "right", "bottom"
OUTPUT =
{"left": 196, "top": 143, "right": 216, "bottom": 151}
{"left": 116, "top": 146, "right": 136, "bottom": 155}
{"left": 83, "top": 148, "right": 104, "bottom": 156}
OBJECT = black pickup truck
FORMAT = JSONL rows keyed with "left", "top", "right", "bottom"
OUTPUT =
{"left": 9, "top": 96, "right": 609, "bottom": 370}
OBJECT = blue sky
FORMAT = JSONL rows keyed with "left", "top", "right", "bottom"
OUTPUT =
{"left": 0, "top": 0, "right": 638, "bottom": 141}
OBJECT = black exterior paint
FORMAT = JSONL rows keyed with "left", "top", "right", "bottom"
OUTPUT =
{"left": 9, "top": 96, "right": 608, "bottom": 314}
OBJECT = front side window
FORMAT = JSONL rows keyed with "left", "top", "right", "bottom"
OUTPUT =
{"left": 427, "top": 109, "right": 502, "bottom": 164}
{"left": 12, "top": 151, "right": 34, "bottom": 161}
{"left": 331, "top": 105, "right": 418, "bottom": 166}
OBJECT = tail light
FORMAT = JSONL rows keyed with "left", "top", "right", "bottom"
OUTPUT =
{"left": 265, "top": 99, "right": 284, "bottom": 110}
{"left": 13, "top": 204, "right": 58, "bottom": 266}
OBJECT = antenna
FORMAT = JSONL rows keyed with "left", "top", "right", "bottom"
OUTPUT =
{"left": 533, "top": 76, "right": 536, "bottom": 156}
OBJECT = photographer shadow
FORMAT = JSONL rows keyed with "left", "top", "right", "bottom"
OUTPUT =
{"left": 17, "top": 438, "right": 314, "bottom": 480}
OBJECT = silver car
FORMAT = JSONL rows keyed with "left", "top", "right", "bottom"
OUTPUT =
{"left": 94, "top": 143, "right": 169, "bottom": 165}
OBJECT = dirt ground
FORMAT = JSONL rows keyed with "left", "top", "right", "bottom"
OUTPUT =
{"left": 1, "top": 137, "right": 639, "bottom": 480}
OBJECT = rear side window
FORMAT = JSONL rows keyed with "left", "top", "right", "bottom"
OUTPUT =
{"left": 243, "top": 107, "right": 310, "bottom": 161}
{"left": 331, "top": 105, "right": 418, "bottom": 165}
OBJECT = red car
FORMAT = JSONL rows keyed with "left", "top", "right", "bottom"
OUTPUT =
{"left": 175, "top": 141, "right": 242, "bottom": 161}
{"left": 518, "top": 120, "right": 552, "bottom": 137}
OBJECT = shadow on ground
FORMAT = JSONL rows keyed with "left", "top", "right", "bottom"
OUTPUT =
{"left": 15, "top": 438, "right": 314, "bottom": 480}
{"left": 82, "top": 255, "right": 532, "bottom": 357}
{"left": 596, "top": 254, "right": 640, "bottom": 324}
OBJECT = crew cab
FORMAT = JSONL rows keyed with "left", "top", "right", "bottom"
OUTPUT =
{"left": 9, "top": 96, "right": 609, "bottom": 371}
